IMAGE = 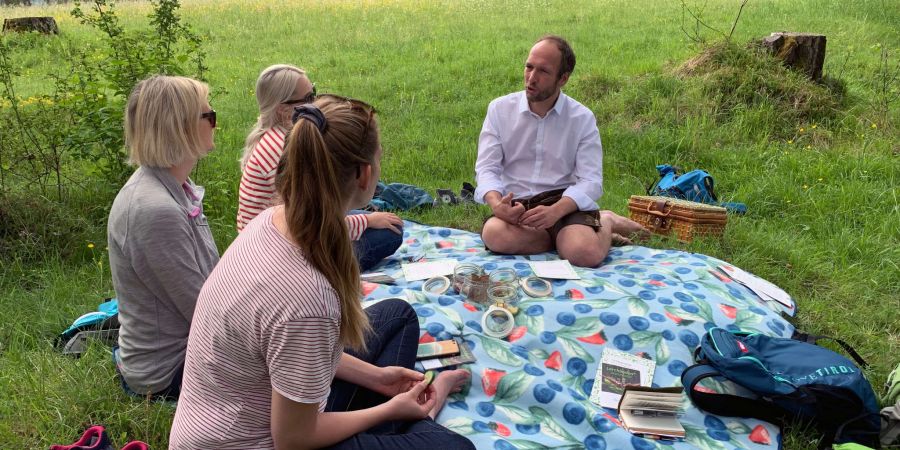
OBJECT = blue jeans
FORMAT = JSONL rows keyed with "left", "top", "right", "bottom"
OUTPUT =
{"left": 350, "top": 210, "right": 402, "bottom": 272}
{"left": 112, "top": 346, "right": 182, "bottom": 401}
{"left": 324, "top": 299, "right": 474, "bottom": 450}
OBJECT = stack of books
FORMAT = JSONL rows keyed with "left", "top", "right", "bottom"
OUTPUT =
{"left": 416, "top": 337, "right": 476, "bottom": 370}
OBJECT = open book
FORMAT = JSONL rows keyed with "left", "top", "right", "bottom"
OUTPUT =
{"left": 617, "top": 386, "right": 685, "bottom": 440}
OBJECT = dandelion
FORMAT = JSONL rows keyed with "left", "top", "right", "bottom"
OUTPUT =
{"left": 803, "top": 185, "right": 809, "bottom": 189}
{"left": 787, "top": 139, "right": 794, "bottom": 144}
{"left": 817, "top": 177, "right": 823, "bottom": 182}
{"left": 811, "top": 124, "right": 817, "bottom": 129}
{"left": 87, "top": 243, "right": 95, "bottom": 249}
{"left": 799, "top": 127, "right": 805, "bottom": 133}
{"left": 806, "top": 145, "right": 812, "bottom": 149}
{"left": 871, "top": 123, "right": 877, "bottom": 129}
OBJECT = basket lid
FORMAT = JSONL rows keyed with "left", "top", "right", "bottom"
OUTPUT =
{"left": 628, "top": 195, "right": 727, "bottom": 213}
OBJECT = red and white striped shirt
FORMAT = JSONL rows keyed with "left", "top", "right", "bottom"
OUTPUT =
{"left": 171, "top": 207, "right": 344, "bottom": 449}
{"left": 237, "top": 127, "right": 368, "bottom": 239}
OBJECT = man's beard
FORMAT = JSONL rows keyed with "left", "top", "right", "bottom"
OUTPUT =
{"left": 526, "top": 85, "right": 556, "bottom": 102}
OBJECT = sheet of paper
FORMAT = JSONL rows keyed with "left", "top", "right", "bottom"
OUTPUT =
{"left": 717, "top": 265, "right": 794, "bottom": 309}
{"left": 529, "top": 260, "right": 580, "bottom": 280}
{"left": 401, "top": 259, "right": 457, "bottom": 281}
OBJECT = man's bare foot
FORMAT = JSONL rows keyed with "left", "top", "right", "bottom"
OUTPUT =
{"left": 610, "top": 233, "right": 633, "bottom": 247}
{"left": 601, "top": 211, "right": 650, "bottom": 241}
{"left": 429, "top": 369, "right": 470, "bottom": 419}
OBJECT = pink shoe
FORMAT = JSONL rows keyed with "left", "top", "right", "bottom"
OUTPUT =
{"left": 50, "top": 425, "right": 113, "bottom": 450}
{"left": 120, "top": 442, "right": 149, "bottom": 450}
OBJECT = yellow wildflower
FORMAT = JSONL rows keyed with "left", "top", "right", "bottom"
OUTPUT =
{"left": 803, "top": 185, "right": 809, "bottom": 189}
{"left": 87, "top": 243, "right": 95, "bottom": 249}
{"left": 811, "top": 124, "right": 817, "bottom": 129}
{"left": 806, "top": 145, "right": 812, "bottom": 149}
{"left": 817, "top": 178, "right": 823, "bottom": 181}
{"left": 871, "top": 123, "right": 877, "bottom": 129}
{"left": 787, "top": 140, "right": 794, "bottom": 144}
{"left": 799, "top": 127, "right": 805, "bottom": 133}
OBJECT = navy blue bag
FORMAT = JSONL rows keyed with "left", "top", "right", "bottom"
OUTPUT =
{"left": 682, "top": 328, "right": 881, "bottom": 448}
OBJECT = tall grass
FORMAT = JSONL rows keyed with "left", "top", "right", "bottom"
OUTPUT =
{"left": 0, "top": 0, "right": 897, "bottom": 448}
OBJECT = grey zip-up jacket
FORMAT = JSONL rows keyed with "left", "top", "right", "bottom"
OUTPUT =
{"left": 108, "top": 166, "right": 219, "bottom": 394}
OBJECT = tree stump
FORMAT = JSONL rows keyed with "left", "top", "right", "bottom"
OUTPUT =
{"left": 2, "top": 17, "right": 59, "bottom": 35}
{"left": 762, "top": 32, "right": 826, "bottom": 81}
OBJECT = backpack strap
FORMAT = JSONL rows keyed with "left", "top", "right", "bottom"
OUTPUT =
{"left": 792, "top": 332, "right": 869, "bottom": 368}
{"left": 681, "top": 363, "right": 786, "bottom": 425}
{"left": 702, "top": 175, "right": 718, "bottom": 202}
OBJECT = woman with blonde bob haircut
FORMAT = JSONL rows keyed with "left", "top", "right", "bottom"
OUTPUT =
{"left": 172, "top": 95, "right": 473, "bottom": 450}
{"left": 107, "top": 75, "right": 220, "bottom": 400}
{"left": 237, "top": 64, "right": 402, "bottom": 271}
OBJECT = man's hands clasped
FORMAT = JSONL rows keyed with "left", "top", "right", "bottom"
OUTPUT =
{"left": 491, "top": 192, "right": 565, "bottom": 230}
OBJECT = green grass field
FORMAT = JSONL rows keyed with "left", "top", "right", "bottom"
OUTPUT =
{"left": 0, "top": 0, "right": 898, "bottom": 448}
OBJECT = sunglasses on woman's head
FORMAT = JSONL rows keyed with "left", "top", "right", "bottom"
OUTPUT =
{"left": 201, "top": 110, "right": 216, "bottom": 128}
{"left": 281, "top": 84, "right": 317, "bottom": 105}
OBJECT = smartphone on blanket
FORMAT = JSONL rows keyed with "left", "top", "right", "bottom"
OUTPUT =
{"left": 416, "top": 339, "right": 460, "bottom": 360}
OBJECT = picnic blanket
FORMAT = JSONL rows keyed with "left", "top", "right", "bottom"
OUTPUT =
{"left": 362, "top": 221, "right": 796, "bottom": 450}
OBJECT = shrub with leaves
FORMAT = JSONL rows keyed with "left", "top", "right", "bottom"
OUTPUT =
{"left": 0, "top": 0, "right": 206, "bottom": 262}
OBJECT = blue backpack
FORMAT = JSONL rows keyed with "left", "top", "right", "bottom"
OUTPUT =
{"left": 55, "top": 298, "right": 119, "bottom": 356}
{"left": 650, "top": 164, "right": 747, "bottom": 214}
{"left": 682, "top": 328, "right": 881, "bottom": 448}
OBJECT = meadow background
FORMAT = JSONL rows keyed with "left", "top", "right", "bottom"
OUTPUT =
{"left": 0, "top": 0, "right": 897, "bottom": 448}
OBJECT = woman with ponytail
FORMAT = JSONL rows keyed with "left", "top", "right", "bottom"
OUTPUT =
{"left": 172, "top": 96, "right": 474, "bottom": 450}
{"left": 237, "top": 64, "right": 402, "bottom": 271}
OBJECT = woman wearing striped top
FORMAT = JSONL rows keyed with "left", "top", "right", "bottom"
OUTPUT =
{"left": 237, "top": 64, "right": 402, "bottom": 270}
{"left": 171, "top": 95, "right": 474, "bottom": 449}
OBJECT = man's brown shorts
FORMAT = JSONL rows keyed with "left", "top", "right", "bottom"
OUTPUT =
{"left": 482, "top": 189, "right": 601, "bottom": 247}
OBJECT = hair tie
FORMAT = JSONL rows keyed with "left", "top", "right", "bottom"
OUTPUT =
{"left": 291, "top": 104, "right": 328, "bottom": 134}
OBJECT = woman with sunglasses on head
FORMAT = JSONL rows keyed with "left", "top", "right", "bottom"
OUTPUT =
{"left": 172, "top": 95, "right": 474, "bottom": 450}
{"left": 107, "top": 75, "right": 220, "bottom": 400}
{"left": 238, "top": 64, "right": 402, "bottom": 271}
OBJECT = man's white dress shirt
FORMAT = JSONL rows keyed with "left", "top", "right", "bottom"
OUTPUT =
{"left": 474, "top": 91, "right": 603, "bottom": 212}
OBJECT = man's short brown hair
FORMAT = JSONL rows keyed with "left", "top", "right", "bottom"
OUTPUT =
{"left": 536, "top": 35, "right": 576, "bottom": 78}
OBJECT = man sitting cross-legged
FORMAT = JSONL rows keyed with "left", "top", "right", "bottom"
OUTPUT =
{"left": 475, "top": 35, "right": 646, "bottom": 267}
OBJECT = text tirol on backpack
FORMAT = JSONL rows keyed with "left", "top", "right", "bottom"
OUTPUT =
{"left": 682, "top": 328, "right": 881, "bottom": 448}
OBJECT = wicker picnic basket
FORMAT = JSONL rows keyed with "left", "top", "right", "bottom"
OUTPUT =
{"left": 627, "top": 195, "right": 727, "bottom": 242}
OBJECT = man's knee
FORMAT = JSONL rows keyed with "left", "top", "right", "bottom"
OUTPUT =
{"left": 560, "top": 247, "right": 606, "bottom": 267}
{"left": 481, "top": 219, "right": 516, "bottom": 254}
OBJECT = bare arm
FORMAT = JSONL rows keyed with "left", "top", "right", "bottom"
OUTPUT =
{"left": 271, "top": 380, "right": 435, "bottom": 449}
{"left": 335, "top": 352, "right": 423, "bottom": 396}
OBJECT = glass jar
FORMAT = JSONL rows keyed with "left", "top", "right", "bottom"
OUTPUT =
{"left": 453, "top": 263, "right": 483, "bottom": 294}
{"left": 487, "top": 283, "right": 519, "bottom": 309}
{"left": 461, "top": 273, "right": 491, "bottom": 306}
{"left": 489, "top": 268, "right": 518, "bottom": 289}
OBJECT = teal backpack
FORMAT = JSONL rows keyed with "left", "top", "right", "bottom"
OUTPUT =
{"left": 649, "top": 164, "right": 747, "bottom": 214}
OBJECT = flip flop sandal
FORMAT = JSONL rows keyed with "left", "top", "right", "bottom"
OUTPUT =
{"left": 459, "top": 182, "right": 476, "bottom": 203}
{"left": 435, "top": 188, "right": 459, "bottom": 205}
